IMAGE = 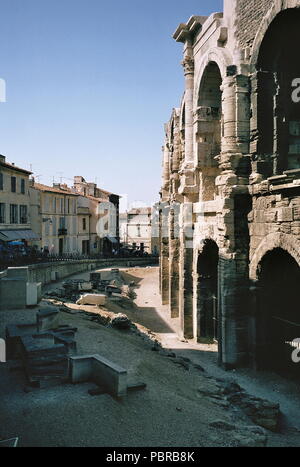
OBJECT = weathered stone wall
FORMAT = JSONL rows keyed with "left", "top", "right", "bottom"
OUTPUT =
{"left": 249, "top": 189, "right": 300, "bottom": 277}
{"left": 160, "top": 1, "right": 300, "bottom": 371}
{"left": 24, "top": 257, "right": 159, "bottom": 286}
{"left": 235, "top": 0, "right": 273, "bottom": 49}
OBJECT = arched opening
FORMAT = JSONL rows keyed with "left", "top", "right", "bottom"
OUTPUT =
{"left": 196, "top": 62, "right": 222, "bottom": 201}
{"left": 256, "top": 9, "right": 300, "bottom": 174}
{"left": 196, "top": 239, "right": 219, "bottom": 341}
{"left": 256, "top": 248, "right": 300, "bottom": 377}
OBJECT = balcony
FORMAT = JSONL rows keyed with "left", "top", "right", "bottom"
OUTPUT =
{"left": 58, "top": 228, "right": 67, "bottom": 236}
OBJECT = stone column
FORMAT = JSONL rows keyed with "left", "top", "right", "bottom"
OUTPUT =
{"left": 182, "top": 52, "right": 194, "bottom": 166}
{"left": 179, "top": 44, "right": 198, "bottom": 196}
{"left": 178, "top": 202, "right": 194, "bottom": 339}
{"left": 249, "top": 71, "right": 275, "bottom": 182}
{"left": 161, "top": 142, "right": 170, "bottom": 200}
{"left": 160, "top": 202, "right": 170, "bottom": 305}
{"left": 169, "top": 204, "right": 180, "bottom": 318}
{"left": 218, "top": 254, "right": 250, "bottom": 368}
{"left": 220, "top": 73, "right": 250, "bottom": 171}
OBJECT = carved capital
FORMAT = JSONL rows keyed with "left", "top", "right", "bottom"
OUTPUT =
{"left": 181, "top": 56, "right": 194, "bottom": 75}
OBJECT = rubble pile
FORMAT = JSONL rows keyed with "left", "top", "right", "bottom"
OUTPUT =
{"left": 198, "top": 379, "right": 280, "bottom": 432}
{"left": 44, "top": 269, "right": 136, "bottom": 307}
{"left": 111, "top": 313, "right": 131, "bottom": 330}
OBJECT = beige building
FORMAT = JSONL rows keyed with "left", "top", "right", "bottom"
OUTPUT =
{"left": 73, "top": 176, "right": 120, "bottom": 255}
{"left": 120, "top": 207, "right": 158, "bottom": 254}
{"left": 0, "top": 155, "right": 39, "bottom": 245}
{"left": 31, "top": 182, "right": 79, "bottom": 255}
{"left": 77, "top": 195, "right": 91, "bottom": 255}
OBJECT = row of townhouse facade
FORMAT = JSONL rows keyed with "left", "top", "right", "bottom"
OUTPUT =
{"left": 0, "top": 155, "right": 120, "bottom": 256}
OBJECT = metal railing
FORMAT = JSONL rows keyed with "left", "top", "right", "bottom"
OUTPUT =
{"left": 0, "top": 252, "right": 158, "bottom": 271}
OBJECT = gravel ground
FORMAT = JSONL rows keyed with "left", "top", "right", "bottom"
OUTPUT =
{"left": 1, "top": 265, "right": 300, "bottom": 447}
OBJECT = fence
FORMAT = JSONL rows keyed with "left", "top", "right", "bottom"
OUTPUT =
{"left": 0, "top": 252, "right": 158, "bottom": 272}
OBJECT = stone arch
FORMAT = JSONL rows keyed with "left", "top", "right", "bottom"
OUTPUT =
{"left": 194, "top": 238, "right": 219, "bottom": 341}
{"left": 194, "top": 48, "right": 232, "bottom": 104}
{"left": 194, "top": 52, "right": 230, "bottom": 201}
{"left": 254, "top": 245, "right": 300, "bottom": 375}
{"left": 168, "top": 108, "right": 180, "bottom": 177}
{"left": 250, "top": 0, "right": 300, "bottom": 68}
{"left": 249, "top": 233, "right": 300, "bottom": 280}
{"left": 250, "top": 5, "right": 300, "bottom": 175}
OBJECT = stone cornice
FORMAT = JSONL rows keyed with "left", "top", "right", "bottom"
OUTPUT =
{"left": 173, "top": 16, "right": 208, "bottom": 43}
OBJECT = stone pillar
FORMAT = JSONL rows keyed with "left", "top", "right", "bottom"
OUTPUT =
{"left": 179, "top": 44, "right": 198, "bottom": 195}
{"left": 220, "top": 73, "right": 250, "bottom": 168}
{"left": 218, "top": 254, "right": 250, "bottom": 368}
{"left": 169, "top": 204, "right": 180, "bottom": 318}
{"left": 160, "top": 202, "right": 170, "bottom": 305}
{"left": 161, "top": 141, "right": 170, "bottom": 200}
{"left": 182, "top": 52, "right": 194, "bottom": 165}
{"left": 172, "top": 114, "right": 181, "bottom": 173}
{"left": 249, "top": 71, "right": 275, "bottom": 182}
{"left": 178, "top": 202, "right": 194, "bottom": 339}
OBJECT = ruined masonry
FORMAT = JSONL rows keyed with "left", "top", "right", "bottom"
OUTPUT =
{"left": 159, "top": 0, "right": 300, "bottom": 374}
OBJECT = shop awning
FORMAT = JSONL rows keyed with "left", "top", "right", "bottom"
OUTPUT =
{"left": 0, "top": 229, "right": 40, "bottom": 242}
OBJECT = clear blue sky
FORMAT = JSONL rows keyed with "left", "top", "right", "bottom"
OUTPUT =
{"left": 0, "top": 0, "right": 223, "bottom": 208}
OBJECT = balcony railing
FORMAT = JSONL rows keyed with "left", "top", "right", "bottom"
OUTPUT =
{"left": 58, "top": 228, "right": 68, "bottom": 236}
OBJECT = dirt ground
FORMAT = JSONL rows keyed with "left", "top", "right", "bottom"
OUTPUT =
{"left": 1, "top": 266, "right": 300, "bottom": 447}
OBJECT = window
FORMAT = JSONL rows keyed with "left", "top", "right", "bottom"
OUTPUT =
{"left": 44, "top": 195, "right": 49, "bottom": 212}
{"left": 0, "top": 203, "right": 5, "bottom": 223}
{"left": 19, "top": 205, "right": 28, "bottom": 224}
{"left": 10, "top": 204, "right": 18, "bottom": 224}
{"left": 0, "top": 173, "right": 3, "bottom": 190}
{"left": 11, "top": 177, "right": 16, "bottom": 193}
{"left": 82, "top": 218, "right": 86, "bottom": 231}
{"left": 21, "top": 179, "right": 25, "bottom": 194}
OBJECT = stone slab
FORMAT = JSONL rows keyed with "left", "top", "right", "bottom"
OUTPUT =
{"left": 76, "top": 294, "right": 106, "bottom": 306}
{"left": 69, "top": 354, "right": 127, "bottom": 397}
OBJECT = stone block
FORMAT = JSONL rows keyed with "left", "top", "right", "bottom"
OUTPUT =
{"left": 277, "top": 207, "right": 293, "bottom": 222}
{"left": 264, "top": 209, "right": 277, "bottom": 223}
{"left": 293, "top": 206, "right": 300, "bottom": 220}
{"left": 37, "top": 307, "right": 60, "bottom": 332}
{"left": 251, "top": 223, "right": 266, "bottom": 236}
{"left": 26, "top": 282, "right": 42, "bottom": 306}
{"left": 78, "top": 281, "right": 93, "bottom": 292}
{"left": 21, "top": 335, "right": 69, "bottom": 384}
{"left": 253, "top": 210, "right": 265, "bottom": 223}
{"left": 69, "top": 354, "right": 127, "bottom": 397}
{"left": 280, "top": 223, "right": 291, "bottom": 234}
{"left": 6, "top": 323, "right": 36, "bottom": 359}
{"left": 6, "top": 267, "right": 29, "bottom": 280}
{"left": 76, "top": 294, "right": 106, "bottom": 306}
{"left": 0, "top": 278, "right": 27, "bottom": 309}
{"left": 51, "top": 271, "right": 59, "bottom": 282}
{"left": 250, "top": 236, "right": 263, "bottom": 249}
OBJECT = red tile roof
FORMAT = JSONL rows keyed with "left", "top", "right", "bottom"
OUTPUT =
{"left": 34, "top": 183, "right": 79, "bottom": 196}
{"left": 0, "top": 160, "right": 32, "bottom": 175}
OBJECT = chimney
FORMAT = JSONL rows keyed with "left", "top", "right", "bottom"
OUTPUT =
{"left": 0, "top": 154, "right": 5, "bottom": 163}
